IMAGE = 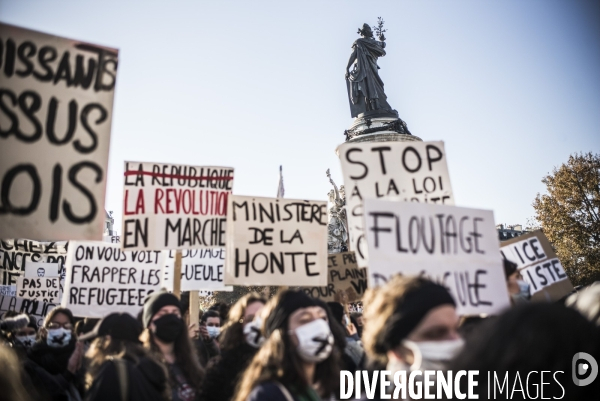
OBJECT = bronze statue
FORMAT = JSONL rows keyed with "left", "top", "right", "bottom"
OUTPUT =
{"left": 345, "top": 18, "right": 395, "bottom": 118}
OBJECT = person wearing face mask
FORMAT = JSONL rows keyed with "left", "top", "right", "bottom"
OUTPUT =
{"left": 504, "top": 259, "right": 531, "bottom": 304}
{"left": 141, "top": 291, "right": 204, "bottom": 401}
{"left": 361, "top": 276, "right": 464, "bottom": 400}
{"left": 10, "top": 314, "right": 38, "bottom": 352}
{"left": 234, "top": 290, "right": 341, "bottom": 401}
{"left": 28, "top": 307, "right": 85, "bottom": 401}
{"left": 201, "top": 293, "right": 266, "bottom": 401}
{"left": 200, "top": 310, "right": 222, "bottom": 345}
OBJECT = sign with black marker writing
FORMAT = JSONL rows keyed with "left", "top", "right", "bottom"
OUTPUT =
{"left": 338, "top": 141, "right": 454, "bottom": 268}
{"left": 0, "top": 294, "right": 56, "bottom": 327}
{"left": 500, "top": 230, "right": 573, "bottom": 301}
{"left": 63, "top": 241, "right": 164, "bottom": 317}
{"left": 363, "top": 199, "right": 510, "bottom": 315}
{"left": 121, "top": 162, "right": 234, "bottom": 250}
{"left": 162, "top": 248, "right": 227, "bottom": 291}
{"left": 0, "top": 24, "right": 118, "bottom": 241}
{"left": 0, "top": 239, "right": 67, "bottom": 285}
{"left": 225, "top": 195, "right": 328, "bottom": 286}
{"left": 16, "top": 276, "right": 62, "bottom": 304}
{"left": 301, "top": 252, "right": 368, "bottom": 302}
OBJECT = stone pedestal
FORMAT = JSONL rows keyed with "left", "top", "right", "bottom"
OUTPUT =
{"left": 343, "top": 114, "right": 422, "bottom": 144}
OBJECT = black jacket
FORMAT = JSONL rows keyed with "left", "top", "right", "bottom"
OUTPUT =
{"left": 201, "top": 343, "right": 257, "bottom": 401}
{"left": 85, "top": 357, "right": 168, "bottom": 401}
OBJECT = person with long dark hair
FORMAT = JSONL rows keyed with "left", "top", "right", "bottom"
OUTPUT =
{"left": 141, "top": 291, "right": 204, "bottom": 401}
{"left": 234, "top": 290, "right": 341, "bottom": 401}
{"left": 202, "top": 293, "right": 266, "bottom": 401}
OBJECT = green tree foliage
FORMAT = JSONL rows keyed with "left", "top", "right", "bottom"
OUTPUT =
{"left": 533, "top": 152, "right": 600, "bottom": 286}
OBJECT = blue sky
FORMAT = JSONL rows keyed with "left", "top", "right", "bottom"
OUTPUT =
{"left": 2, "top": 0, "right": 598, "bottom": 231}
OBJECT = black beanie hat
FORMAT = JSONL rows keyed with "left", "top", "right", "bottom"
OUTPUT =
{"left": 142, "top": 291, "right": 182, "bottom": 328}
{"left": 265, "top": 290, "right": 319, "bottom": 337}
{"left": 26, "top": 315, "right": 38, "bottom": 332}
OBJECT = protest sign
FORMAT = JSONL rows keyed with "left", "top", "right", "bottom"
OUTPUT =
{"left": 199, "top": 287, "right": 234, "bottom": 297}
{"left": 25, "top": 262, "right": 60, "bottom": 278}
{"left": 363, "top": 199, "right": 510, "bottom": 315}
{"left": 500, "top": 230, "right": 573, "bottom": 301}
{"left": 225, "top": 195, "right": 328, "bottom": 286}
{"left": 0, "top": 285, "right": 16, "bottom": 297}
{"left": 301, "top": 252, "right": 368, "bottom": 302}
{"left": 0, "top": 239, "right": 67, "bottom": 285}
{"left": 0, "top": 24, "right": 118, "bottom": 241}
{"left": 16, "top": 276, "right": 62, "bottom": 304}
{"left": 63, "top": 241, "right": 164, "bottom": 317}
{"left": 337, "top": 141, "right": 454, "bottom": 268}
{"left": 162, "top": 248, "right": 227, "bottom": 291}
{"left": 121, "top": 161, "right": 234, "bottom": 251}
{"left": 0, "top": 294, "right": 56, "bottom": 327}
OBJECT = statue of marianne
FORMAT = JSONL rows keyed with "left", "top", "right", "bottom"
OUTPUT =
{"left": 345, "top": 21, "right": 394, "bottom": 118}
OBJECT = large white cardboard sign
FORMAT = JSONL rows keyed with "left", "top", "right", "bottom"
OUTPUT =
{"left": 0, "top": 239, "right": 67, "bottom": 285}
{"left": 16, "top": 276, "right": 62, "bottom": 304}
{"left": 225, "top": 195, "right": 328, "bottom": 286}
{"left": 364, "top": 199, "right": 510, "bottom": 315}
{"left": 162, "top": 248, "right": 227, "bottom": 291}
{"left": 121, "top": 162, "right": 234, "bottom": 250}
{"left": 500, "top": 230, "right": 573, "bottom": 301}
{"left": 63, "top": 241, "right": 164, "bottom": 317}
{"left": 338, "top": 141, "right": 454, "bottom": 268}
{"left": 0, "top": 23, "right": 118, "bottom": 241}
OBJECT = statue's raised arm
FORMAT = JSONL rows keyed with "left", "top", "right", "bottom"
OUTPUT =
{"left": 345, "top": 19, "right": 396, "bottom": 118}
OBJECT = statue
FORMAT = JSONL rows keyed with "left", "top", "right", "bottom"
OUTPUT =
{"left": 345, "top": 18, "right": 396, "bottom": 118}
{"left": 326, "top": 169, "right": 349, "bottom": 253}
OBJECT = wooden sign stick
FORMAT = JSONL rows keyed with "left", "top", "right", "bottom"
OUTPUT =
{"left": 173, "top": 250, "right": 182, "bottom": 299}
{"left": 189, "top": 290, "right": 199, "bottom": 327}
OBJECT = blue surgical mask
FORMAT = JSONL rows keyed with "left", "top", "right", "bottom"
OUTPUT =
{"left": 206, "top": 326, "right": 221, "bottom": 339}
{"left": 16, "top": 334, "right": 36, "bottom": 348}
{"left": 517, "top": 279, "right": 531, "bottom": 299}
{"left": 47, "top": 328, "right": 71, "bottom": 348}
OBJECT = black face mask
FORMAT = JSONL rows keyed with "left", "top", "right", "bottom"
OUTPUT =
{"left": 152, "top": 314, "right": 183, "bottom": 343}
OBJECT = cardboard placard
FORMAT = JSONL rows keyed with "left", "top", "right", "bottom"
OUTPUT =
{"left": 0, "top": 285, "right": 16, "bottom": 297}
{"left": 301, "top": 252, "right": 368, "bottom": 302}
{"left": 0, "top": 239, "right": 67, "bottom": 285}
{"left": 363, "top": 199, "right": 510, "bottom": 315}
{"left": 500, "top": 230, "right": 573, "bottom": 301}
{"left": 63, "top": 241, "right": 164, "bottom": 317}
{"left": 16, "top": 276, "right": 62, "bottom": 304}
{"left": 24, "top": 262, "right": 60, "bottom": 278}
{"left": 224, "top": 195, "right": 328, "bottom": 286}
{"left": 121, "top": 161, "right": 234, "bottom": 250}
{"left": 0, "top": 294, "right": 56, "bottom": 327}
{"left": 338, "top": 141, "right": 454, "bottom": 268}
{"left": 0, "top": 23, "right": 118, "bottom": 241}
{"left": 199, "top": 287, "right": 233, "bottom": 297}
{"left": 162, "top": 248, "right": 227, "bottom": 291}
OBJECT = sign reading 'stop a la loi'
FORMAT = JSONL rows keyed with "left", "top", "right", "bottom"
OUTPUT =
{"left": 0, "top": 23, "right": 118, "bottom": 241}
{"left": 122, "top": 162, "right": 234, "bottom": 251}
{"left": 338, "top": 141, "right": 454, "bottom": 267}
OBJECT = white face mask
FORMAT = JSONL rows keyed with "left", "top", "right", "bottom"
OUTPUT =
{"left": 293, "top": 319, "right": 333, "bottom": 363}
{"left": 16, "top": 334, "right": 36, "bottom": 348}
{"left": 206, "top": 326, "right": 221, "bottom": 339}
{"left": 402, "top": 338, "right": 465, "bottom": 371}
{"left": 46, "top": 328, "right": 71, "bottom": 348}
{"left": 243, "top": 317, "right": 265, "bottom": 348}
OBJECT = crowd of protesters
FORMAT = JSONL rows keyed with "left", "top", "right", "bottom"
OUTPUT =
{"left": 1, "top": 261, "right": 599, "bottom": 401}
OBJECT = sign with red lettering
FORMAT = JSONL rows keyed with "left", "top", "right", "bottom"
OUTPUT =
{"left": 338, "top": 141, "right": 454, "bottom": 268}
{"left": 63, "top": 241, "right": 164, "bottom": 317}
{"left": 121, "top": 162, "right": 234, "bottom": 251}
{"left": 224, "top": 195, "right": 328, "bottom": 286}
{"left": 363, "top": 199, "right": 510, "bottom": 315}
{"left": 0, "top": 23, "right": 118, "bottom": 241}
{"left": 500, "top": 230, "right": 573, "bottom": 301}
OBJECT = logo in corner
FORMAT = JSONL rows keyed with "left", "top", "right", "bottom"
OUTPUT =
{"left": 572, "top": 352, "right": 598, "bottom": 386}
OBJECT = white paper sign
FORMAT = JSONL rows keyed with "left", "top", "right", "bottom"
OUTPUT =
{"left": 338, "top": 141, "right": 454, "bottom": 268}
{"left": 0, "top": 239, "right": 68, "bottom": 285}
{"left": 63, "top": 241, "right": 164, "bottom": 317}
{"left": 0, "top": 23, "right": 118, "bottom": 241}
{"left": 162, "top": 248, "right": 227, "bottom": 291}
{"left": 364, "top": 199, "right": 510, "bottom": 315}
{"left": 199, "top": 286, "right": 233, "bottom": 297}
{"left": 121, "top": 161, "right": 234, "bottom": 251}
{"left": 0, "top": 294, "right": 56, "bottom": 327}
{"left": 16, "top": 276, "right": 62, "bottom": 304}
{"left": 24, "top": 262, "right": 60, "bottom": 278}
{"left": 225, "top": 195, "right": 328, "bottom": 286}
{"left": 0, "top": 285, "right": 16, "bottom": 297}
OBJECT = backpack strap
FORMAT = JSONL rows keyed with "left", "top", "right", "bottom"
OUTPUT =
{"left": 112, "top": 358, "right": 129, "bottom": 401}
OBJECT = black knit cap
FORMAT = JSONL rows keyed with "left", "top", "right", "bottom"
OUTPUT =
{"left": 26, "top": 315, "right": 38, "bottom": 331}
{"left": 79, "top": 313, "right": 142, "bottom": 343}
{"left": 265, "top": 290, "right": 319, "bottom": 337}
{"left": 376, "top": 281, "right": 456, "bottom": 354}
{"left": 142, "top": 291, "right": 182, "bottom": 328}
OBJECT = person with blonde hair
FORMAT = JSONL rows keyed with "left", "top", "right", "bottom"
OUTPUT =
{"left": 0, "top": 345, "right": 31, "bottom": 401}
{"left": 202, "top": 293, "right": 266, "bottom": 401}
{"left": 234, "top": 290, "right": 340, "bottom": 401}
